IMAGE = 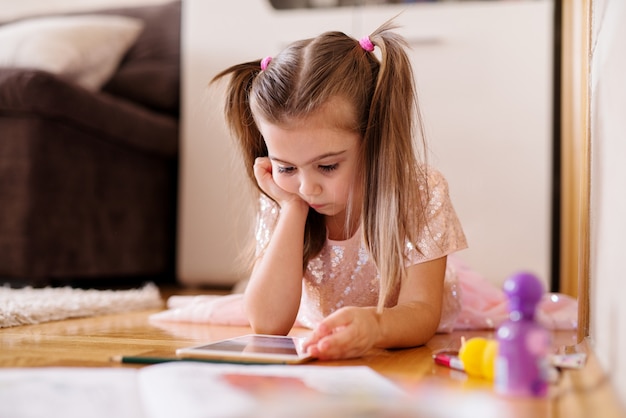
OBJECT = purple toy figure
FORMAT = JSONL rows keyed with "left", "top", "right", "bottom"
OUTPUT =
{"left": 495, "top": 272, "right": 550, "bottom": 397}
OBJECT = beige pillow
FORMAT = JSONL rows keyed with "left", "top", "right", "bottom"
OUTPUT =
{"left": 0, "top": 15, "right": 143, "bottom": 90}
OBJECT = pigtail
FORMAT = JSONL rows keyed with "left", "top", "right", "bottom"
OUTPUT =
{"left": 362, "top": 20, "right": 427, "bottom": 312}
{"left": 212, "top": 62, "right": 268, "bottom": 187}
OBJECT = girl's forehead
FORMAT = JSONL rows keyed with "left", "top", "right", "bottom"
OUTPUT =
{"left": 259, "top": 114, "right": 361, "bottom": 165}
{"left": 262, "top": 118, "right": 357, "bottom": 148}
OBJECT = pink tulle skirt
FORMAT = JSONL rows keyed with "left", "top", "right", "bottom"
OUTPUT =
{"left": 438, "top": 256, "right": 578, "bottom": 332}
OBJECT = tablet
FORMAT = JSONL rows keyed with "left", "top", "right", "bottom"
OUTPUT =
{"left": 175, "top": 334, "right": 313, "bottom": 364}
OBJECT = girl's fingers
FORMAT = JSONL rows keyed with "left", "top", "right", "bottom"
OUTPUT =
{"left": 313, "top": 328, "right": 359, "bottom": 360}
{"left": 303, "top": 322, "right": 332, "bottom": 350}
{"left": 253, "top": 157, "right": 302, "bottom": 206}
{"left": 305, "top": 313, "right": 356, "bottom": 359}
{"left": 253, "top": 156, "right": 271, "bottom": 171}
{"left": 306, "top": 308, "right": 381, "bottom": 360}
{"left": 253, "top": 158, "right": 273, "bottom": 185}
{"left": 253, "top": 158, "right": 283, "bottom": 200}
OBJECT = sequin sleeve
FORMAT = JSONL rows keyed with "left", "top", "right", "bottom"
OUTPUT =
{"left": 405, "top": 168, "right": 468, "bottom": 266}
{"left": 254, "top": 194, "right": 280, "bottom": 256}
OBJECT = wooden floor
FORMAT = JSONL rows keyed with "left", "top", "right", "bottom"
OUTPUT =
{"left": 1, "top": 286, "right": 624, "bottom": 417}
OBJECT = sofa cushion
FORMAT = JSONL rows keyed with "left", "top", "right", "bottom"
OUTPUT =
{"left": 0, "top": 14, "right": 144, "bottom": 91}
{"left": 100, "top": 1, "right": 181, "bottom": 116}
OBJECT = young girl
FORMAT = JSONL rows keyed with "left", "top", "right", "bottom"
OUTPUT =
{"left": 151, "top": 21, "right": 578, "bottom": 359}
{"left": 211, "top": 20, "right": 467, "bottom": 360}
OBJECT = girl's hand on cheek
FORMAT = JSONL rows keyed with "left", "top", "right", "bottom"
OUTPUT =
{"left": 304, "top": 307, "right": 382, "bottom": 360}
{"left": 253, "top": 157, "right": 304, "bottom": 208}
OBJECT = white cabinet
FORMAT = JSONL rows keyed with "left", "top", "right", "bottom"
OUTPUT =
{"left": 178, "top": 0, "right": 553, "bottom": 288}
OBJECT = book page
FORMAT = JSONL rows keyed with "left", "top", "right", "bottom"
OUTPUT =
{"left": 0, "top": 368, "right": 144, "bottom": 418}
{"left": 136, "top": 363, "right": 408, "bottom": 418}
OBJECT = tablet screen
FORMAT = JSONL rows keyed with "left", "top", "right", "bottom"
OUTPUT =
{"left": 176, "top": 334, "right": 313, "bottom": 364}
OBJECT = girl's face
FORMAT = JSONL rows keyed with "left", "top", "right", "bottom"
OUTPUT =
{"left": 257, "top": 97, "right": 362, "bottom": 227}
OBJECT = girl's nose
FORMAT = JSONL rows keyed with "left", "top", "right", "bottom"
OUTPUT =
{"left": 299, "top": 175, "right": 322, "bottom": 198}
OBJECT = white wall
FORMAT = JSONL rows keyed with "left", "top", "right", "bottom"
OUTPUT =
{"left": 589, "top": 0, "right": 626, "bottom": 407}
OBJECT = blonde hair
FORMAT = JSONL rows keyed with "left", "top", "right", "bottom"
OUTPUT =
{"left": 213, "top": 20, "right": 428, "bottom": 311}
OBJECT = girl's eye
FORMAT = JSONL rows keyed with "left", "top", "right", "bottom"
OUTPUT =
{"left": 277, "top": 166, "right": 295, "bottom": 174}
{"left": 319, "top": 164, "right": 338, "bottom": 173}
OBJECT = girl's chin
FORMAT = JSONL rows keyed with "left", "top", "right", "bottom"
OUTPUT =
{"left": 312, "top": 208, "right": 329, "bottom": 215}
{"left": 310, "top": 206, "right": 336, "bottom": 216}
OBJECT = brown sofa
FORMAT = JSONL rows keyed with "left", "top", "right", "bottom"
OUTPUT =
{"left": 0, "top": 1, "right": 181, "bottom": 287}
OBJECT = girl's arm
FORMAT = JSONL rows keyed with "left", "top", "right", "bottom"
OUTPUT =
{"left": 244, "top": 158, "right": 310, "bottom": 335}
{"left": 304, "top": 256, "right": 447, "bottom": 360}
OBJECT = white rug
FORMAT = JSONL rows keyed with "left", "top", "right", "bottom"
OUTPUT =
{"left": 0, "top": 283, "right": 163, "bottom": 328}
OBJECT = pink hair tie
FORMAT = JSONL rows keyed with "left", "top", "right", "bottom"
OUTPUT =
{"left": 260, "top": 56, "right": 272, "bottom": 71}
{"left": 359, "top": 36, "right": 375, "bottom": 52}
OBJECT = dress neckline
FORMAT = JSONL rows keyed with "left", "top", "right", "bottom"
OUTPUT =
{"left": 326, "top": 225, "right": 362, "bottom": 245}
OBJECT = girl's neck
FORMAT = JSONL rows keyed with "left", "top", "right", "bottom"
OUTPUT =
{"left": 326, "top": 186, "right": 362, "bottom": 241}
{"left": 325, "top": 211, "right": 361, "bottom": 241}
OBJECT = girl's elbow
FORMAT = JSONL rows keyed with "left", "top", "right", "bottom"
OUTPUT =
{"left": 420, "top": 312, "right": 442, "bottom": 343}
{"left": 408, "top": 307, "right": 442, "bottom": 346}
{"left": 249, "top": 319, "right": 292, "bottom": 336}
{"left": 244, "top": 295, "right": 298, "bottom": 335}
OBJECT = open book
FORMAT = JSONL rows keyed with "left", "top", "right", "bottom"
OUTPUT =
{"left": 0, "top": 361, "right": 507, "bottom": 417}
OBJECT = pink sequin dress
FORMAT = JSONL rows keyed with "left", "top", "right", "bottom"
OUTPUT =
{"left": 255, "top": 167, "right": 468, "bottom": 332}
